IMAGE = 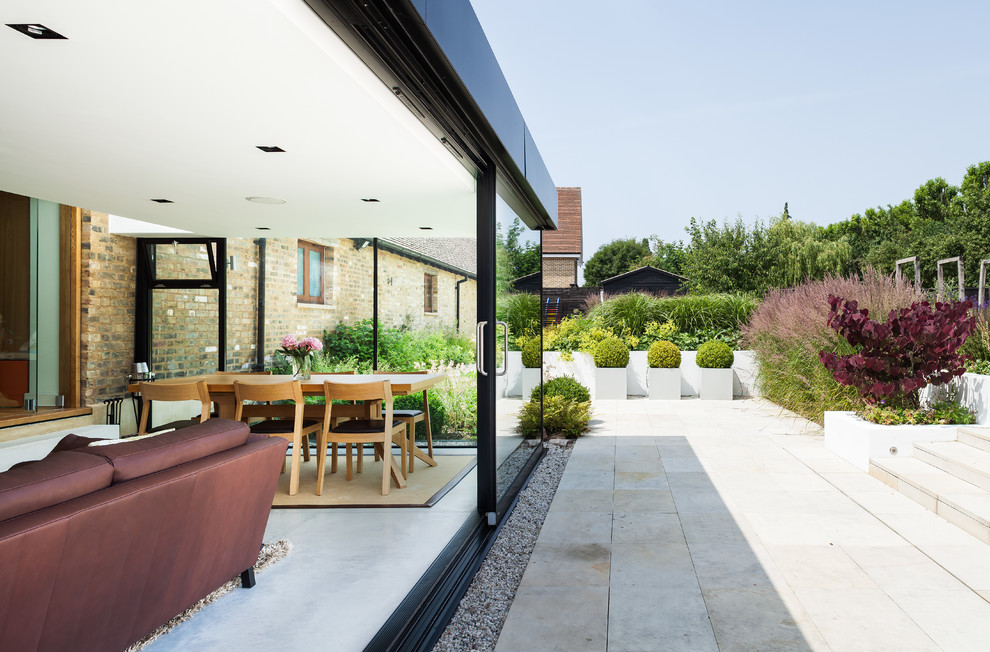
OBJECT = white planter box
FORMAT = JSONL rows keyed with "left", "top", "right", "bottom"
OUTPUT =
{"left": 522, "top": 368, "right": 541, "bottom": 401}
{"left": 648, "top": 368, "right": 680, "bottom": 400}
{"left": 921, "top": 373, "right": 990, "bottom": 426}
{"left": 700, "top": 368, "right": 733, "bottom": 400}
{"left": 824, "top": 411, "right": 960, "bottom": 471}
{"left": 595, "top": 367, "right": 627, "bottom": 400}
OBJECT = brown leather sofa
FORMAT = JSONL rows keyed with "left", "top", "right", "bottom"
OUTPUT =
{"left": 0, "top": 419, "right": 288, "bottom": 652}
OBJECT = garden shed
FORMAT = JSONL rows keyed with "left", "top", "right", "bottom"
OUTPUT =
{"left": 601, "top": 265, "right": 687, "bottom": 295}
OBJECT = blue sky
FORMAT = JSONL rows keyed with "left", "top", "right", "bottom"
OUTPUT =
{"left": 470, "top": 0, "right": 990, "bottom": 258}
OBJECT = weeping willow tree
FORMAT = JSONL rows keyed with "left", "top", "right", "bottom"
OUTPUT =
{"left": 765, "top": 216, "right": 852, "bottom": 288}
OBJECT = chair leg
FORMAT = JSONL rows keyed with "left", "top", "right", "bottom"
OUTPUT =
{"left": 316, "top": 431, "right": 327, "bottom": 496}
{"left": 379, "top": 442, "right": 390, "bottom": 496}
{"left": 423, "top": 391, "right": 434, "bottom": 459}
{"left": 331, "top": 441, "right": 338, "bottom": 474}
{"left": 346, "top": 444, "right": 353, "bottom": 481}
{"left": 302, "top": 433, "right": 311, "bottom": 462}
{"left": 357, "top": 444, "right": 364, "bottom": 473}
{"left": 288, "top": 432, "right": 302, "bottom": 496}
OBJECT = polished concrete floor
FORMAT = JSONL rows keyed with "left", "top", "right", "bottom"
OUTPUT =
{"left": 496, "top": 398, "right": 990, "bottom": 652}
{"left": 145, "top": 398, "right": 525, "bottom": 652}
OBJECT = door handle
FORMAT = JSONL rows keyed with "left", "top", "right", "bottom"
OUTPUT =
{"left": 476, "top": 321, "right": 487, "bottom": 377}
{"left": 496, "top": 321, "right": 508, "bottom": 377}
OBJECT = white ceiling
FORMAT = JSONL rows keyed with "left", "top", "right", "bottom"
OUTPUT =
{"left": 0, "top": 0, "right": 477, "bottom": 238}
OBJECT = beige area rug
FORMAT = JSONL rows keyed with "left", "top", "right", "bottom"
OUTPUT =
{"left": 125, "top": 539, "right": 292, "bottom": 652}
{"left": 272, "top": 452, "right": 476, "bottom": 508}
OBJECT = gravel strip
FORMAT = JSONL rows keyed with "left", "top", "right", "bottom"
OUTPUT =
{"left": 433, "top": 440, "right": 573, "bottom": 652}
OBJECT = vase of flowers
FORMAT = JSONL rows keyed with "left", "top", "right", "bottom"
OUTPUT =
{"left": 278, "top": 334, "right": 323, "bottom": 380}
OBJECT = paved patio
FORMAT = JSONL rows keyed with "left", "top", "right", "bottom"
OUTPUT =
{"left": 496, "top": 398, "right": 990, "bottom": 652}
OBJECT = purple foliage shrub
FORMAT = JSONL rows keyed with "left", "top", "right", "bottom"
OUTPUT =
{"left": 819, "top": 295, "right": 974, "bottom": 407}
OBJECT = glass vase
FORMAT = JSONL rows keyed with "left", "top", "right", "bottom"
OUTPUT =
{"left": 289, "top": 354, "right": 313, "bottom": 380}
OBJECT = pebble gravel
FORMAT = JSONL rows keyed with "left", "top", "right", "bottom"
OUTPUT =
{"left": 433, "top": 440, "right": 573, "bottom": 652}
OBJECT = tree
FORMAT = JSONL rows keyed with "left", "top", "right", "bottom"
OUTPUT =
{"left": 681, "top": 217, "right": 768, "bottom": 294}
{"left": 644, "top": 237, "right": 687, "bottom": 276}
{"left": 500, "top": 216, "right": 541, "bottom": 280}
{"left": 582, "top": 238, "right": 651, "bottom": 286}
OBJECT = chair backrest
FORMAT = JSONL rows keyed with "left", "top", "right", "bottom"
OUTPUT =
{"left": 233, "top": 380, "right": 304, "bottom": 423}
{"left": 216, "top": 370, "right": 272, "bottom": 375}
{"left": 138, "top": 380, "right": 211, "bottom": 434}
{"left": 322, "top": 371, "right": 356, "bottom": 375}
{"left": 323, "top": 380, "right": 393, "bottom": 431}
{"left": 371, "top": 370, "right": 428, "bottom": 375}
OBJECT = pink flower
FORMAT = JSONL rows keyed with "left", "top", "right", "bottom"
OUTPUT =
{"left": 281, "top": 334, "right": 298, "bottom": 349}
{"left": 300, "top": 337, "right": 323, "bottom": 352}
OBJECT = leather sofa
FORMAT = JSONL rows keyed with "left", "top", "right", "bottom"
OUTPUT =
{"left": 0, "top": 419, "right": 288, "bottom": 652}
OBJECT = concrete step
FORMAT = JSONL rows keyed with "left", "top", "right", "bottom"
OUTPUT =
{"left": 870, "top": 456, "right": 990, "bottom": 544}
{"left": 914, "top": 441, "right": 990, "bottom": 492}
{"left": 957, "top": 427, "right": 990, "bottom": 453}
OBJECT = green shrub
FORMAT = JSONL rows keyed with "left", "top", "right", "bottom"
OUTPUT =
{"left": 498, "top": 293, "right": 541, "bottom": 349}
{"left": 522, "top": 338, "right": 542, "bottom": 368}
{"left": 518, "top": 395, "right": 591, "bottom": 438}
{"left": 322, "top": 320, "right": 474, "bottom": 369}
{"left": 393, "top": 392, "right": 447, "bottom": 440}
{"left": 593, "top": 337, "right": 629, "bottom": 368}
{"left": 588, "top": 292, "right": 658, "bottom": 336}
{"left": 647, "top": 341, "right": 681, "bottom": 368}
{"left": 530, "top": 376, "right": 591, "bottom": 403}
{"left": 741, "top": 270, "right": 919, "bottom": 424}
{"left": 696, "top": 340, "right": 734, "bottom": 368}
{"left": 639, "top": 320, "right": 678, "bottom": 349}
{"left": 860, "top": 399, "right": 976, "bottom": 426}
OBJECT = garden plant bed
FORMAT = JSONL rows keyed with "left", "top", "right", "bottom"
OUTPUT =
{"left": 824, "top": 410, "right": 960, "bottom": 470}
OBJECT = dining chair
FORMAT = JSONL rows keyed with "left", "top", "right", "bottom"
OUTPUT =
{"left": 373, "top": 369, "right": 433, "bottom": 474}
{"left": 233, "top": 380, "right": 322, "bottom": 496}
{"left": 137, "top": 380, "right": 211, "bottom": 435}
{"left": 317, "top": 380, "right": 408, "bottom": 496}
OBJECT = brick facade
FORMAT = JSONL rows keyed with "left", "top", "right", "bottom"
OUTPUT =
{"left": 543, "top": 257, "right": 578, "bottom": 288}
{"left": 77, "top": 229, "right": 476, "bottom": 405}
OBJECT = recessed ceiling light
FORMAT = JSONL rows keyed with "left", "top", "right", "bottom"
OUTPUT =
{"left": 245, "top": 196, "right": 286, "bottom": 204}
{"left": 255, "top": 227, "right": 271, "bottom": 231}
{"left": 256, "top": 146, "right": 285, "bottom": 153}
{"left": 419, "top": 226, "right": 433, "bottom": 230}
{"left": 361, "top": 198, "right": 380, "bottom": 203}
{"left": 6, "top": 24, "right": 66, "bottom": 39}
{"left": 150, "top": 198, "right": 174, "bottom": 204}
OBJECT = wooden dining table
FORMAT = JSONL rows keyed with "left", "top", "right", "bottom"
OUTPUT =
{"left": 127, "top": 373, "right": 446, "bottom": 486}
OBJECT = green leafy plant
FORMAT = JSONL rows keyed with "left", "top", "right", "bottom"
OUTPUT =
{"left": 530, "top": 376, "right": 591, "bottom": 403}
{"left": 696, "top": 340, "right": 734, "bottom": 368}
{"left": 521, "top": 338, "right": 542, "bottom": 368}
{"left": 498, "top": 292, "right": 541, "bottom": 349}
{"left": 639, "top": 320, "right": 678, "bottom": 349}
{"left": 860, "top": 399, "right": 976, "bottom": 426}
{"left": 593, "top": 337, "right": 629, "bottom": 368}
{"left": 647, "top": 341, "right": 681, "bottom": 368}
{"left": 518, "top": 395, "right": 592, "bottom": 438}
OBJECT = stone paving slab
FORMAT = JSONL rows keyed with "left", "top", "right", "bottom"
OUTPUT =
{"left": 495, "top": 398, "right": 990, "bottom": 651}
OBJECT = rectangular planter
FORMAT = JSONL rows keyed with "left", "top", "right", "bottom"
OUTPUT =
{"left": 521, "top": 367, "right": 541, "bottom": 401}
{"left": 595, "top": 367, "right": 627, "bottom": 400}
{"left": 824, "top": 411, "right": 959, "bottom": 471}
{"left": 700, "top": 368, "right": 733, "bottom": 400}
{"left": 648, "top": 368, "right": 680, "bottom": 400}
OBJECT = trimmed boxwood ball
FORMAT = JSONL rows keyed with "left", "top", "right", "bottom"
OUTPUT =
{"left": 647, "top": 341, "right": 681, "bottom": 368}
{"left": 530, "top": 376, "right": 591, "bottom": 403}
{"left": 696, "top": 340, "right": 734, "bottom": 368}
{"left": 593, "top": 337, "right": 630, "bottom": 368}
{"left": 521, "top": 339, "right": 542, "bottom": 368}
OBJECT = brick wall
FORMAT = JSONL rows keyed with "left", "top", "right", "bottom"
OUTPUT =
{"left": 543, "top": 257, "right": 577, "bottom": 288}
{"left": 78, "top": 231, "right": 477, "bottom": 403}
{"left": 80, "top": 211, "right": 136, "bottom": 404}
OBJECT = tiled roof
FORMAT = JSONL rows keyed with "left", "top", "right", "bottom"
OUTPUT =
{"left": 382, "top": 237, "right": 477, "bottom": 276}
{"left": 543, "top": 187, "right": 582, "bottom": 255}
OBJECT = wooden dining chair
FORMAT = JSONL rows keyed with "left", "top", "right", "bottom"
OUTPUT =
{"left": 137, "top": 380, "right": 211, "bottom": 435}
{"left": 233, "top": 380, "right": 322, "bottom": 496}
{"left": 317, "top": 380, "right": 408, "bottom": 496}
{"left": 373, "top": 369, "right": 433, "bottom": 474}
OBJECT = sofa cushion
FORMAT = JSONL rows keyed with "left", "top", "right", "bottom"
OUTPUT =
{"left": 80, "top": 418, "right": 250, "bottom": 483}
{"left": 0, "top": 451, "right": 113, "bottom": 522}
